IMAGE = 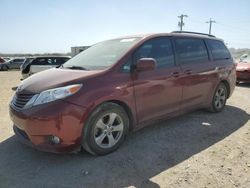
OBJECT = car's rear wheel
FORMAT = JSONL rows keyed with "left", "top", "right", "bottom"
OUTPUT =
{"left": 2, "top": 65, "right": 8, "bottom": 71}
{"left": 208, "top": 83, "right": 228, "bottom": 113}
{"left": 82, "top": 102, "right": 129, "bottom": 155}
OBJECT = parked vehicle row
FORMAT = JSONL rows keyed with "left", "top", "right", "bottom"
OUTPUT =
{"left": 0, "top": 56, "right": 70, "bottom": 79}
{"left": 0, "top": 58, "right": 25, "bottom": 71}
{"left": 9, "top": 31, "right": 236, "bottom": 155}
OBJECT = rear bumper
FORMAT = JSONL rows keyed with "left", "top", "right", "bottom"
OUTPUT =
{"left": 9, "top": 100, "right": 87, "bottom": 153}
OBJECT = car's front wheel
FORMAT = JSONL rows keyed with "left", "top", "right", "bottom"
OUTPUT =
{"left": 82, "top": 102, "right": 129, "bottom": 155}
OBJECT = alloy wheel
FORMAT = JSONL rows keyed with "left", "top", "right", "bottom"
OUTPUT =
{"left": 94, "top": 113, "right": 124, "bottom": 148}
{"left": 214, "top": 87, "right": 226, "bottom": 109}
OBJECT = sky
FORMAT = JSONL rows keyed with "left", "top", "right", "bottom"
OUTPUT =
{"left": 0, "top": 0, "right": 250, "bottom": 53}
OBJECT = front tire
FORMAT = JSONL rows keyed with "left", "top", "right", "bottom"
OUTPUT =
{"left": 82, "top": 102, "right": 129, "bottom": 155}
{"left": 208, "top": 83, "right": 228, "bottom": 113}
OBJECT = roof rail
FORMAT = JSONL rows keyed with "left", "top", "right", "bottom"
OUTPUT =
{"left": 171, "top": 31, "right": 216, "bottom": 37}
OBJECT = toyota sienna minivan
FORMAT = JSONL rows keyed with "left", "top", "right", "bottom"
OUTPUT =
{"left": 9, "top": 31, "right": 236, "bottom": 155}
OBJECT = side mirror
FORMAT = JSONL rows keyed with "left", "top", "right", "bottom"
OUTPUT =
{"left": 136, "top": 58, "right": 156, "bottom": 71}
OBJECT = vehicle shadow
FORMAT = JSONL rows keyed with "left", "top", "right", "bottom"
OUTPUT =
{"left": 0, "top": 105, "right": 249, "bottom": 188}
{"left": 236, "top": 82, "right": 250, "bottom": 88}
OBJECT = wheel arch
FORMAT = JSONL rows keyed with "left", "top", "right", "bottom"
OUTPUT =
{"left": 106, "top": 100, "right": 134, "bottom": 132}
{"left": 3, "top": 64, "right": 9, "bottom": 70}
{"left": 220, "top": 80, "right": 230, "bottom": 98}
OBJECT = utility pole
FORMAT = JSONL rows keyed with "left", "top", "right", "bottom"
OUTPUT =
{"left": 178, "top": 14, "right": 188, "bottom": 31}
{"left": 206, "top": 18, "right": 216, "bottom": 35}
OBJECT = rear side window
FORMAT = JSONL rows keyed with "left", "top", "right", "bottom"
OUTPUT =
{"left": 175, "top": 38, "right": 208, "bottom": 64}
{"left": 32, "top": 58, "right": 47, "bottom": 65}
{"left": 207, "top": 40, "right": 231, "bottom": 60}
{"left": 13, "top": 59, "right": 24, "bottom": 63}
{"left": 55, "top": 58, "right": 69, "bottom": 65}
{"left": 32, "top": 58, "right": 64, "bottom": 65}
{"left": 134, "top": 37, "right": 175, "bottom": 68}
{"left": 62, "top": 58, "right": 70, "bottom": 63}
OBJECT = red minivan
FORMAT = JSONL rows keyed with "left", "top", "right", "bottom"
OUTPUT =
{"left": 9, "top": 32, "right": 236, "bottom": 155}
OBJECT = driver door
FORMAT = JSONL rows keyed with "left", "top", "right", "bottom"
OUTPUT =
{"left": 132, "top": 37, "right": 182, "bottom": 125}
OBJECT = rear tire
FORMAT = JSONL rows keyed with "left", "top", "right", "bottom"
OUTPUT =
{"left": 208, "top": 83, "right": 228, "bottom": 113}
{"left": 2, "top": 65, "right": 8, "bottom": 71}
{"left": 81, "top": 102, "right": 129, "bottom": 155}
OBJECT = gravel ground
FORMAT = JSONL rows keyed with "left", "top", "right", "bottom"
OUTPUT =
{"left": 0, "top": 71, "right": 250, "bottom": 188}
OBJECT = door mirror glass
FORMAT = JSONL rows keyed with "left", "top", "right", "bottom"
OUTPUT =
{"left": 136, "top": 58, "right": 156, "bottom": 71}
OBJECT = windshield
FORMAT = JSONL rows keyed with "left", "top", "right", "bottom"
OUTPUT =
{"left": 63, "top": 37, "right": 142, "bottom": 70}
{"left": 241, "top": 54, "right": 250, "bottom": 63}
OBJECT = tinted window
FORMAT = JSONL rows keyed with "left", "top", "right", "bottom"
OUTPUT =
{"left": 134, "top": 37, "right": 175, "bottom": 68}
{"left": 175, "top": 38, "right": 208, "bottom": 64}
{"left": 13, "top": 59, "right": 24, "bottom": 63}
{"left": 32, "top": 58, "right": 47, "bottom": 65}
{"left": 32, "top": 58, "right": 62, "bottom": 65}
{"left": 47, "top": 58, "right": 54, "bottom": 64}
{"left": 62, "top": 58, "right": 70, "bottom": 63}
{"left": 55, "top": 57, "right": 69, "bottom": 65}
{"left": 207, "top": 40, "right": 231, "bottom": 60}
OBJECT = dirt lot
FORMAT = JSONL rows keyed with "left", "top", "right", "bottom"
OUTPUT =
{"left": 0, "top": 71, "right": 249, "bottom": 188}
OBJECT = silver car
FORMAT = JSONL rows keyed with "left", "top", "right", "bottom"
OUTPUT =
{"left": 0, "top": 58, "right": 25, "bottom": 71}
{"left": 21, "top": 56, "right": 70, "bottom": 79}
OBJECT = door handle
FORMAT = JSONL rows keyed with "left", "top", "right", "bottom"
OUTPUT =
{"left": 184, "top": 69, "right": 192, "bottom": 75}
{"left": 171, "top": 72, "right": 180, "bottom": 78}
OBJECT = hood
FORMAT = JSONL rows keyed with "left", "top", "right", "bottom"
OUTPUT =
{"left": 18, "top": 68, "right": 103, "bottom": 94}
{"left": 236, "top": 62, "right": 250, "bottom": 71}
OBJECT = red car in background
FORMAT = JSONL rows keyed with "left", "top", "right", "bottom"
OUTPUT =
{"left": 236, "top": 54, "right": 250, "bottom": 83}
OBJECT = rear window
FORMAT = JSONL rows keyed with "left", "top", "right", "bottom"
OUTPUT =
{"left": 175, "top": 38, "right": 208, "bottom": 64}
{"left": 207, "top": 40, "right": 231, "bottom": 60}
{"left": 32, "top": 58, "right": 67, "bottom": 65}
{"left": 13, "top": 59, "right": 24, "bottom": 63}
{"left": 32, "top": 58, "right": 47, "bottom": 65}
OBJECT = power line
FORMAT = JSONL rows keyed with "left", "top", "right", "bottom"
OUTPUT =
{"left": 216, "top": 22, "right": 250, "bottom": 34}
{"left": 178, "top": 14, "right": 188, "bottom": 31}
{"left": 206, "top": 18, "right": 216, "bottom": 35}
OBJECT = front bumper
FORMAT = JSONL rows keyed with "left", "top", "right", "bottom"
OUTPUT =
{"left": 9, "top": 100, "right": 87, "bottom": 153}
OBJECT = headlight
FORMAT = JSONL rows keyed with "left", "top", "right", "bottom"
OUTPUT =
{"left": 24, "top": 84, "right": 82, "bottom": 108}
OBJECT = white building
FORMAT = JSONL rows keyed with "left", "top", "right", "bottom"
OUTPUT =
{"left": 71, "top": 46, "right": 89, "bottom": 57}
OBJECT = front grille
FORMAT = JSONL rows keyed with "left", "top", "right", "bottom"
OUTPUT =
{"left": 11, "top": 93, "right": 34, "bottom": 111}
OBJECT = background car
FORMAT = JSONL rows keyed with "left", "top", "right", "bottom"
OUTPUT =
{"left": 0, "top": 58, "right": 25, "bottom": 71}
{"left": 0, "top": 57, "right": 6, "bottom": 64}
{"left": 20, "top": 57, "right": 34, "bottom": 71}
{"left": 236, "top": 54, "right": 250, "bottom": 83}
{"left": 3, "top": 57, "right": 11, "bottom": 62}
{"left": 21, "top": 56, "right": 70, "bottom": 79}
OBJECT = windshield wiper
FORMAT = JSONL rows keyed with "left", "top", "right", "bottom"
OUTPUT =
{"left": 65, "top": 66, "right": 88, "bottom": 70}
{"left": 57, "top": 64, "right": 64, "bottom": 68}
